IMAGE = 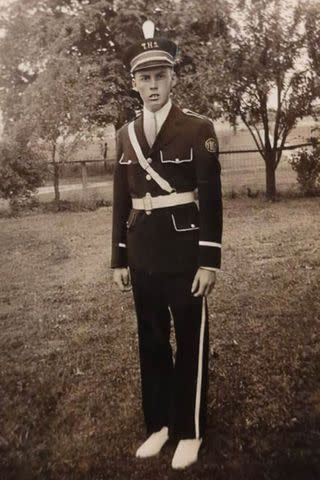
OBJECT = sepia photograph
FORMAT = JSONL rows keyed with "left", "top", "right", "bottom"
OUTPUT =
{"left": 0, "top": 0, "right": 319, "bottom": 479}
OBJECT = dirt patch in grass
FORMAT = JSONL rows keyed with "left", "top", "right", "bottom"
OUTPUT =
{"left": 0, "top": 198, "right": 319, "bottom": 480}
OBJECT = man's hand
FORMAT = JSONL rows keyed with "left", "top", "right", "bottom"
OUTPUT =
{"left": 191, "top": 268, "right": 216, "bottom": 297}
{"left": 113, "top": 268, "right": 131, "bottom": 292}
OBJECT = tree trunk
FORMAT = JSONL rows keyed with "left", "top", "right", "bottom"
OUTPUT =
{"left": 265, "top": 152, "right": 277, "bottom": 199}
{"left": 52, "top": 143, "right": 60, "bottom": 203}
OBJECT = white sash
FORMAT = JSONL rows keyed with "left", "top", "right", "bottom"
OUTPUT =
{"left": 128, "top": 122, "right": 175, "bottom": 194}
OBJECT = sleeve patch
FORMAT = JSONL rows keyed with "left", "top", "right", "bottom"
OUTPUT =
{"left": 205, "top": 137, "right": 218, "bottom": 153}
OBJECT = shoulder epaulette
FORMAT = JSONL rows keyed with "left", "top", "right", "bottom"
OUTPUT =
{"left": 182, "top": 108, "right": 215, "bottom": 128}
{"left": 182, "top": 108, "right": 210, "bottom": 121}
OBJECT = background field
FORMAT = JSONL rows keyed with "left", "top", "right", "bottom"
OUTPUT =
{"left": 0, "top": 196, "right": 319, "bottom": 480}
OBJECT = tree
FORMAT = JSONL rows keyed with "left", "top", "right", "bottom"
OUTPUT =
{"left": 0, "top": 0, "right": 229, "bottom": 131}
{"left": 0, "top": 0, "right": 125, "bottom": 202}
{"left": 181, "top": 0, "right": 320, "bottom": 198}
{"left": 168, "top": 0, "right": 231, "bottom": 118}
{"left": 23, "top": 55, "right": 106, "bottom": 201}
{"left": 0, "top": 0, "right": 166, "bottom": 132}
{"left": 305, "top": 0, "right": 320, "bottom": 76}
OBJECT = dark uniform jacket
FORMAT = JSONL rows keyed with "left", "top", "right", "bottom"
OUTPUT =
{"left": 111, "top": 103, "right": 222, "bottom": 273}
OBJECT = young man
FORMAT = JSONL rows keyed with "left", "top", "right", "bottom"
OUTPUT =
{"left": 111, "top": 20, "right": 222, "bottom": 469}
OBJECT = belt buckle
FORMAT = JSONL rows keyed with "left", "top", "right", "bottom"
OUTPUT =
{"left": 143, "top": 192, "right": 153, "bottom": 215}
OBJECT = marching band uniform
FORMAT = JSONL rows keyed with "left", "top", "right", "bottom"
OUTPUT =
{"left": 111, "top": 21, "right": 222, "bottom": 468}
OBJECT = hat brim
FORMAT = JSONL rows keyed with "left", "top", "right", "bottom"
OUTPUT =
{"left": 132, "top": 59, "right": 174, "bottom": 74}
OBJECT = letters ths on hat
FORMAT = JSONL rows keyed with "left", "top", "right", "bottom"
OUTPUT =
{"left": 125, "top": 20, "right": 178, "bottom": 74}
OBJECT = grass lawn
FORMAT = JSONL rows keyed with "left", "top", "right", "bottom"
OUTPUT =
{"left": 0, "top": 197, "right": 319, "bottom": 480}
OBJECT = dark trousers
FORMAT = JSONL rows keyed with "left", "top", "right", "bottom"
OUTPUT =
{"left": 130, "top": 268, "right": 209, "bottom": 440}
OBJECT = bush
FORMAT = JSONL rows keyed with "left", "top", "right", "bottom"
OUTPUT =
{"left": 289, "top": 144, "right": 320, "bottom": 195}
{"left": 42, "top": 192, "right": 112, "bottom": 214}
{"left": 0, "top": 139, "right": 48, "bottom": 203}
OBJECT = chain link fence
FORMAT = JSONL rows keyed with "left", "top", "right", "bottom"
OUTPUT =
{"left": 219, "top": 143, "right": 312, "bottom": 194}
{"left": 40, "top": 142, "right": 312, "bottom": 202}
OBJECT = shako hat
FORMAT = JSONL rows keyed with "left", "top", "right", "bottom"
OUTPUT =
{"left": 125, "top": 20, "right": 178, "bottom": 74}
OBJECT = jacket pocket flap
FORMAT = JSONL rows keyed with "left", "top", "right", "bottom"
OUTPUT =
{"left": 119, "top": 153, "right": 137, "bottom": 165}
{"left": 160, "top": 147, "right": 193, "bottom": 164}
{"left": 171, "top": 203, "right": 199, "bottom": 231}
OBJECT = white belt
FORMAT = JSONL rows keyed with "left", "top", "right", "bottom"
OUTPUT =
{"left": 132, "top": 191, "right": 195, "bottom": 213}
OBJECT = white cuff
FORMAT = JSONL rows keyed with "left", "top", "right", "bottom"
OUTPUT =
{"left": 199, "top": 241, "right": 221, "bottom": 248}
{"left": 200, "top": 266, "right": 220, "bottom": 272}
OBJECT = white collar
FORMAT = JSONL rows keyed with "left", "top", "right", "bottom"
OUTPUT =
{"left": 143, "top": 98, "right": 172, "bottom": 132}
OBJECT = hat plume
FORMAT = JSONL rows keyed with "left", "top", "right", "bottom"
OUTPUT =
{"left": 142, "top": 20, "right": 155, "bottom": 39}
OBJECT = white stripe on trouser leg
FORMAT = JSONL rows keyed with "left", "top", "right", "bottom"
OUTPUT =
{"left": 194, "top": 296, "right": 206, "bottom": 439}
{"left": 168, "top": 306, "right": 176, "bottom": 364}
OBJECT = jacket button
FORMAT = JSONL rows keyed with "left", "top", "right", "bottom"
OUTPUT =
{"left": 146, "top": 174, "right": 151, "bottom": 181}
{"left": 175, "top": 158, "right": 180, "bottom": 163}
{"left": 147, "top": 158, "right": 152, "bottom": 164}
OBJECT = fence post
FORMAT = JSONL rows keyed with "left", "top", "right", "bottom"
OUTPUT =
{"left": 52, "top": 143, "right": 60, "bottom": 203}
{"left": 104, "top": 142, "right": 108, "bottom": 172}
{"left": 81, "top": 161, "right": 88, "bottom": 189}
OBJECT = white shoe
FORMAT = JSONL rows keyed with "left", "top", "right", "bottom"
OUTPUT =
{"left": 135, "top": 427, "right": 169, "bottom": 458}
{"left": 171, "top": 438, "right": 203, "bottom": 469}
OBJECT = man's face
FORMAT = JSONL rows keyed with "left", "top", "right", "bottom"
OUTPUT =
{"left": 132, "top": 67, "right": 177, "bottom": 112}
